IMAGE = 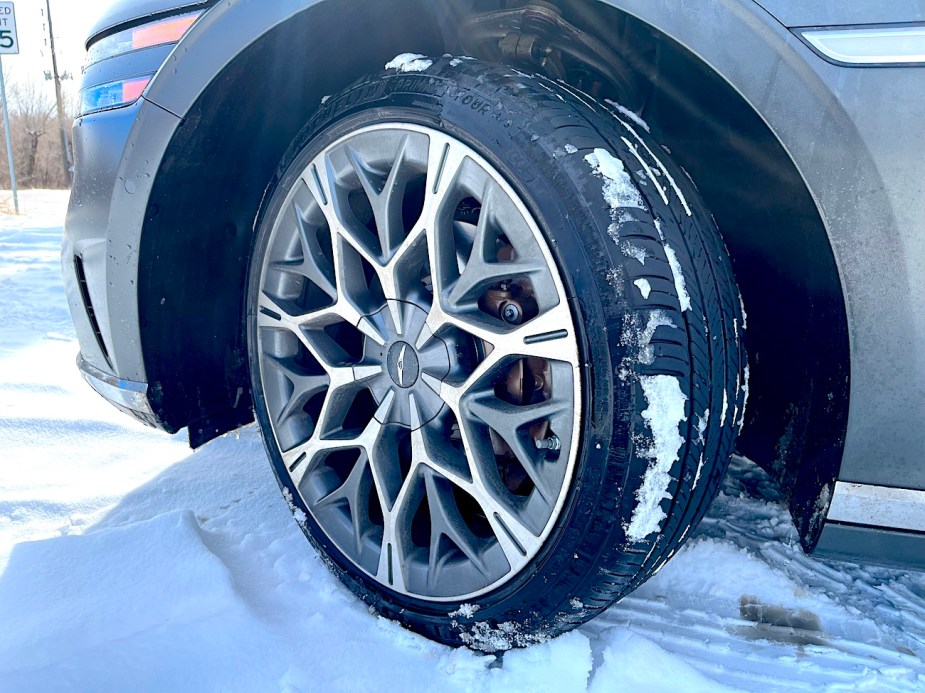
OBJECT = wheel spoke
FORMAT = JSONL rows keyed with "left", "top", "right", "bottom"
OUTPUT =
{"left": 412, "top": 422, "right": 541, "bottom": 567}
{"left": 269, "top": 196, "right": 338, "bottom": 299}
{"left": 306, "top": 155, "right": 390, "bottom": 316}
{"left": 345, "top": 136, "right": 415, "bottom": 258}
{"left": 317, "top": 366, "right": 381, "bottom": 439}
{"left": 315, "top": 451, "right": 376, "bottom": 557}
{"left": 427, "top": 442, "right": 543, "bottom": 564}
{"left": 464, "top": 394, "right": 569, "bottom": 503}
{"left": 446, "top": 185, "right": 546, "bottom": 311}
{"left": 375, "top": 529, "right": 408, "bottom": 593}
{"left": 422, "top": 467, "right": 491, "bottom": 583}
{"left": 258, "top": 290, "right": 362, "bottom": 339}
{"left": 287, "top": 396, "right": 384, "bottom": 484}
{"left": 283, "top": 436, "right": 353, "bottom": 488}
{"left": 422, "top": 304, "right": 577, "bottom": 411}
{"left": 423, "top": 138, "right": 470, "bottom": 301}
{"left": 264, "top": 355, "right": 329, "bottom": 425}
{"left": 374, "top": 465, "right": 420, "bottom": 592}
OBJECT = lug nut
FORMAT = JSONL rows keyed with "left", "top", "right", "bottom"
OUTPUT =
{"left": 501, "top": 302, "right": 522, "bottom": 324}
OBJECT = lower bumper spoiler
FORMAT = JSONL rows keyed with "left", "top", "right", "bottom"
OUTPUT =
{"left": 77, "top": 354, "right": 160, "bottom": 428}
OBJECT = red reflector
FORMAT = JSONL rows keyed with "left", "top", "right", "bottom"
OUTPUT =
{"left": 131, "top": 14, "right": 198, "bottom": 50}
{"left": 122, "top": 77, "right": 152, "bottom": 103}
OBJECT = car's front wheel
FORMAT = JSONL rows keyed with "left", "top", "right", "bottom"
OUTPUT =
{"left": 247, "top": 57, "right": 746, "bottom": 649}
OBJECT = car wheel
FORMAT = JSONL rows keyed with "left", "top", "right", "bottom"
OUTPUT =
{"left": 246, "top": 57, "right": 746, "bottom": 649}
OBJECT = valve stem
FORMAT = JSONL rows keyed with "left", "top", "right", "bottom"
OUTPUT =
{"left": 535, "top": 435, "right": 561, "bottom": 451}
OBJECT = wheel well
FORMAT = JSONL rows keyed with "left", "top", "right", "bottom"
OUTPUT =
{"left": 138, "top": 0, "right": 848, "bottom": 547}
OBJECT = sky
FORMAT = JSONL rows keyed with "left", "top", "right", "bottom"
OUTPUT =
{"left": 4, "top": 0, "right": 113, "bottom": 101}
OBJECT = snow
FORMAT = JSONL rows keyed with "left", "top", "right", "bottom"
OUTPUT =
{"left": 696, "top": 409, "right": 710, "bottom": 446}
{"left": 633, "top": 277, "right": 652, "bottom": 299}
{"left": 385, "top": 52, "right": 433, "bottom": 73}
{"left": 622, "top": 309, "right": 676, "bottom": 366}
{"left": 664, "top": 243, "right": 692, "bottom": 311}
{"left": 622, "top": 242, "right": 647, "bottom": 265}
{"left": 608, "top": 119, "right": 693, "bottom": 218}
{"left": 2, "top": 191, "right": 924, "bottom": 691}
{"left": 585, "top": 148, "right": 644, "bottom": 210}
{"left": 739, "top": 365, "right": 750, "bottom": 431}
{"left": 604, "top": 99, "right": 651, "bottom": 133}
{"left": 450, "top": 603, "right": 481, "bottom": 619}
{"left": 460, "top": 621, "right": 549, "bottom": 652}
{"left": 640, "top": 310, "right": 676, "bottom": 365}
{"left": 739, "top": 292, "right": 749, "bottom": 331}
{"left": 621, "top": 136, "right": 669, "bottom": 205}
{"left": 626, "top": 375, "right": 689, "bottom": 541}
{"left": 589, "top": 629, "right": 736, "bottom": 693}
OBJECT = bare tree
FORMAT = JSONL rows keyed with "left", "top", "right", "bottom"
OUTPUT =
{"left": 10, "top": 77, "right": 55, "bottom": 186}
{"left": 0, "top": 69, "right": 74, "bottom": 190}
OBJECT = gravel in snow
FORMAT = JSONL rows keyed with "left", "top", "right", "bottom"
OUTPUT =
{"left": 1, "top": 191, "right": 923, "bottom": 691}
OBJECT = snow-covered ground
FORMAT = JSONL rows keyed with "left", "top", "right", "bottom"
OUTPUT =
{"left": 1, "top": 191, "right": 923, "bottom": 692}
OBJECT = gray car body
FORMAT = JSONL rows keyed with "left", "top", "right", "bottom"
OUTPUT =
{"left": 64, "top": 0, "right": 925, "bottom": 567}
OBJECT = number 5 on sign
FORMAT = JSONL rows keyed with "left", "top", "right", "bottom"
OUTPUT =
{"left": 0, "top": 2, "right": 18, "bottom": 54}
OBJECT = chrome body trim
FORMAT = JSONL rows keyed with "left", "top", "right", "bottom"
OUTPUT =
{"left": 827, "top": 481, "right": 925, "bottom": 533}
{"left": 77, "top": 354, "right": 154, "bottom": 416}
{"left": 799, "top": 25, "right": 925, "bottom": 66}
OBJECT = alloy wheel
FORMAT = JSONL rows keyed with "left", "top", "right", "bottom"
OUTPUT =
{"left": 255, "top": 124, "right": 581, "bottom": 600}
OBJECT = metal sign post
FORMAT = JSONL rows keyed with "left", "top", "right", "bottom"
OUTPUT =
{"left": 0, "top": 2, "right": 19, "bottom": 214}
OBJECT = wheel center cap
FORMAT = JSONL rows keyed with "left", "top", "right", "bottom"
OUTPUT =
{"left": 364, "top": 300, "right": 451, "bottom": 430}
{"left": 387, "top": 341, "right": 420, "bottom": 388}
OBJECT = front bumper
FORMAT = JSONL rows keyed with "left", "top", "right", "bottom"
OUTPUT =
{"left": 63, "top": 97, "right": 182, "bottom": 429}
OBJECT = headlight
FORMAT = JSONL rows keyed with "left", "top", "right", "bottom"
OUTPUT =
{"left": 79, "top": 74, "right": 156, "bottom": 117}
{"left": 78, "top": 11, "right": 203, "bottom": 116}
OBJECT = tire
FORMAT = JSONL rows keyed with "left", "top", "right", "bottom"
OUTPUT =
{"left": 246, "top": 57, "right": 746, "bottom": 650}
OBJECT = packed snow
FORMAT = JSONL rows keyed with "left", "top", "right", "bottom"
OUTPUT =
{"left": 626, "top": 375, "right": 689, "bottom": 541}
{"left": 633, "top": 277, "right": 652, "bottom": 300}
{"left": 607, "top": 118, "right": 693, "bottom": 218}
{"left": 585, "top": 148, "right": 644, "bottom": 210}
{"left": 664, "top": 243, "right": 692, "bottom": 312}
{"left": 624, "top": 309, "right": 676, "bottom": 366}
{"left": 605, "top": 99, "right": 651, "bottom": 133}
{"left": 622, "top": 241, "right": 648, "bottom": 265}
{"left": 739, "top": 365, "right": 751, "bottom": 431}
{"left": 385, "top": 52, "right": 433, "bottom": 73}
{"left": 1, "top": 191, "right": 924, "bottom": 691}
